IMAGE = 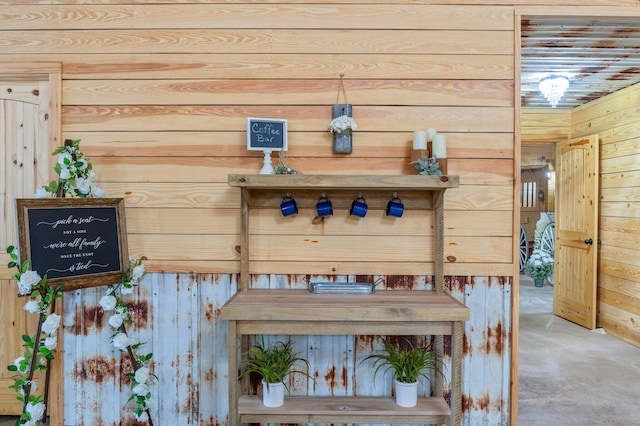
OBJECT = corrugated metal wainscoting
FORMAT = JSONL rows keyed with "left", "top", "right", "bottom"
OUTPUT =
{"left": 62, "top": 273, "right": 511, "bottom": 426}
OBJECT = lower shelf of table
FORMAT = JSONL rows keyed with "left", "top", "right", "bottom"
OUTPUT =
{"left": 239, "top": 395, "right": 451, "bottom": 424}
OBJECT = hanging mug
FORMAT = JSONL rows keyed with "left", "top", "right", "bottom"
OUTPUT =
{"left": 349, "top": 193, "right": 368, "bottom": 218}
{"left": 280, "top": 193, "right": 298, "bottom": 217}
{"left": 386, "top": 192, "right": 404, "bottom": 217}
{"left": 316, "top": 192, "right": 333, "bottom": 217}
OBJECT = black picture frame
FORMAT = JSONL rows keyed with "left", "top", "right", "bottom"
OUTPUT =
{"left": 16, "top": 198, "right": 129, "bottom": 291}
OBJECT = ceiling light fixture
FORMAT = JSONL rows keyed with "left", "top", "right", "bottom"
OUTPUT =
{"left": 538, "top": 75, "right": 570, "bottom": 108}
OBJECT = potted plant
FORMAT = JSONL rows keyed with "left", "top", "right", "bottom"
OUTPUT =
{"left": 239, "top": 336, "right": 310, "bottom": 407}
{"left": 361, "top": 337, "right": 445, "bottom": 407}
{"left": 525, "top": 249, "right": 554, "bottom": 287}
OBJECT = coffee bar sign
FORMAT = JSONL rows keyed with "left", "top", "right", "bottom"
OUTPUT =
{"left": 16, "top": 198, "right": 128, "bottom": 291}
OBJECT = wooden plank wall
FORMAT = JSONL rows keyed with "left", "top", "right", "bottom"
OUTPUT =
{"left": 571, "top": 82, "right": 640, "bottom": 347}
{"left": 1, "top": 3, "right": 516, "bottom": 278}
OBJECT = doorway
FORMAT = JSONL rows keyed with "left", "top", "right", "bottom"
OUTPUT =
{"left": 0, "top": 62, "right": 61, "bottom": 420}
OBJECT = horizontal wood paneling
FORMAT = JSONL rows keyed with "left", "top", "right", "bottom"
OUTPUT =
{"left": 63, "top": 105, "right": 514, "bottom": 132}
{"left": 1, "top": 5, "right": 514, "bottom": 30}
{"left": 573, "top": 82, "right": 640, "bottom": 347}
{"left": 70, "top": 131, "right": 513, "bottom": 159}
{"left": 64, "top": 79, "right": 513, "bottom": 107}
{"left": 1, "top": 30, "right": 513, "bottom": 55}
{"left": 521, "top": 108, "right": 571, "bottom": 143}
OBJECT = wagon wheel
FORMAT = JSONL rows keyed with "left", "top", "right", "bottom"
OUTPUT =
{"left": 540, "top": 222, "right": 555, "bottom": 286}
{"left": 519, "top": 224, "right": 529, "bottom": 273}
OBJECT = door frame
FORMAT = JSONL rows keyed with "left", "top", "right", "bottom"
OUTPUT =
{"left": 512, "top": 7, "right": 640, "bottom": 425}
{"left": 0, "top": 61, "right": 61, "bottom": 423}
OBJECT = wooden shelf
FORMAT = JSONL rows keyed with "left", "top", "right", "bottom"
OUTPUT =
{"left": 239, "top": 395, "right": 451, "bottom": 424}
{"left": 223, "top": 174, "right": 465, "bottom": 426}
{"left": 223, "top": 289, "right": 468, "bottom": 324}
{"left": 228, "top": 173, "right": 459, "bottom": 191}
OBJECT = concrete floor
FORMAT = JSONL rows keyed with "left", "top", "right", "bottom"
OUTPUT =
{"left": 518, "top": 276, "right": 640, "bottom": 426}
{"left": 2, "top": 279, "right": 640, "bottom": 425}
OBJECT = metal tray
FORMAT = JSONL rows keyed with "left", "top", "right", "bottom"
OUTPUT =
{"left": 308, "top": 281, "right": 375, "bottom": 294}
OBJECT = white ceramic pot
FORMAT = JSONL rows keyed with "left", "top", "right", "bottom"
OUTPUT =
{"left": 262, "top": 380, "right": 285, "bottom": 407}
{"left": 395, "top": 379, "right": 418, "bottom": 407}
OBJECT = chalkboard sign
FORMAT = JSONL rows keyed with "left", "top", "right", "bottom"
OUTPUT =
{"left": 246, "top": 117, "right": 288, "bottom": 151}
{"left": 16, "top": 198, "right": 128, "bottom": 291}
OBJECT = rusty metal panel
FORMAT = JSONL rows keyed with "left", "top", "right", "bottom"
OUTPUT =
{"left": 62, "top": 272, "right": 511, "bottom": 426}
{"left": 452, "top": 276, "right": 512, "bottom": 425}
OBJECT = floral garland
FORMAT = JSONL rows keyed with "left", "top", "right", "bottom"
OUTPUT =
{"left": 6, "top": 139, "right": 155, "bottom": 424}
{"left": 100, "top": 259, "right": 155, "bottom": 423}
{"left": 36, "top": 139, "right": 104, "bottom": 199}
{"left": 6, "top": 246, "right": 62, "bottom": 426}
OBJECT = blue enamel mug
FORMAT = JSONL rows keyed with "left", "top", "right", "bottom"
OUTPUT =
{"left": 316, "top": 193, "right": 333, "bottom": 217}
{"left": 280, "top": 193, "right": 298, "bottom": 217}
{"left": 349, "top": 193, "right": 368, "bottom": 218}
{"left": 386, "top": 192, "right": 404, "bottom": 217}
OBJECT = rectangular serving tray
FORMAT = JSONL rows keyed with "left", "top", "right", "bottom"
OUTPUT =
{"left": 308, "top": 282, "right": 375, "bottom": 294}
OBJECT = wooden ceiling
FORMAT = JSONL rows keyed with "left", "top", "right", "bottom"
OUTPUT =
{"left": 521, "top": 17, "right": 640, "bottom": 109}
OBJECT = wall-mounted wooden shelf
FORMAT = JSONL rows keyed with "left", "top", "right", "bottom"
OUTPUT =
{"left": 221, "top": 174, "right": 468, "bottom": 426}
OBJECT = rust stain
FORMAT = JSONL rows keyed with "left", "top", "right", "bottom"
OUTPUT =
{"left": 341, "top": 364, "right": 348, "bottom": 387}
{"left": 386, "top": 275, "right": 415, "bottom": 290}
{"left": 204, "top": 302, "right": 214, "bottom": 322}
{"left": 446, "top": 276, "right": 466, "bottom": 293}
{"left": 324, "top": 365, "right": 337, "bottom": 392}
{"left": 119, "top": 353, "right": 135, "bottom": 386}
{"left": 355, "top": 274, "right": 375, "bottom": 285}
{"left": 74, "top": 356, "right": 115, "bottom": 384}
{"left": 462, "top": 332, "right": 472, "bottom": 356}
{"left": 72, "top": 304, "right": 105, "bottom": 336}
{"left": 204, "top": 368, "right": 214, "bottom": 382}
{"left": 127, "top": 300, "right": 149, "bottom": 328}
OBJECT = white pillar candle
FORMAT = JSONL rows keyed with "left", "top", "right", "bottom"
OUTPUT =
{"left": 413, "top": 130, "right": 427, "bottom": 150}
{"left": 426, "top": 128, "right": 437, "bottom": 142}
{"left": 432, "top": 134, "right": 447, "bottom": 158}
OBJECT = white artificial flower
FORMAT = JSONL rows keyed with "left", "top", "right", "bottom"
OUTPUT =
{"left": 112, "top": 332, "right": 129, "bottom": 350}
{"left": 14, "top": 357, "right": 29, "bottom": 373}
{"left": 131, "top": 264, "right": 146, "bottom": 282}
{"left": 44, "top": 335, "right": 58, "bottom": 350}
{"left": 18, "top": 270, "right": 41, "bottom": 295}
{"left": 91, "top": 187, "right": 105, "bottom": 198}
{"left": 134, "top": 366, "right": 150, "bottom": 384}
{"left": 144, "top": 397, "right": 155, "bottom": 409}
{"left": 120, "top": 284, "right": 134, "bottom": 295}
{"left": 87, "top": 169, "right": 96, "bottom": 180}
{"left": 105, "top": 286, "right": 114, "bottom": 296}
{"left": 42, "top": 313, "right": 61, "bottom": 335}
{"left": 34, "top": 187, "right": 54, "bottom": 198}
{"left": 108, "top": 313, "right": 124, "bottom": 329}
{"left": 135, "top": 410, "right": 149, "bottom": 422}
{"left": 329, "top": 115, "right": 358, "bottom": 133}
{"left": 75, "top": 158, "right": 88, "bottom": 171}
{"left": 58, "top": 167, "right": 71, "bottom": 180}
{"left": 26, "top": 402, "right": 46, "bottom": 421}
{"left": 24, "top": 419, "right": 38, "bottom": 426}
{"left": 57, "top": 151, "right": 72, "bottom": 167}
{"left": 24, "top": 300, "right": 40, "bottom": 314}
{"left": 19, "top": 380, "right": 36, "bottom": 396}
{"left": 115, "top": 305, "right": 126, "bottom": 315}
{"left": 75, "top": 177, "right": 92, "bottom": 195}
{"left": 99, "top": 295, "right": 117, "bottom": 311}
{"left": 132, "top": 383, "right": 149, "bottom": 396}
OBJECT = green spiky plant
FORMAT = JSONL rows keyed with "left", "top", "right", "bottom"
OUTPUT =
{"left": 239, "top": 337, "right": 311, "bottom": 389}
{"left": 361, "top": 337, "right": 445, "bottom": 384}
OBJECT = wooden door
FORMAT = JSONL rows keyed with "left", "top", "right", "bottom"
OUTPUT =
{"left": 553, "top": 135, "right": 599, "bottom": 329}
{"left": 0, "top": 75, "right": 56, "bottom": 414}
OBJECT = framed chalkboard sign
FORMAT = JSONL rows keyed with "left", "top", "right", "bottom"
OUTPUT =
{"left": 16, "top": 198, "right": 128, "bottom": 291}
{"left": 246, "top": 117, "right": 288, "bottom": 151}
